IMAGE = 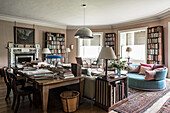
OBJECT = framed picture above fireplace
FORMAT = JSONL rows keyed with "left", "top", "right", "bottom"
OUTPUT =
{"left": 14, "top": 27, "right": 35, "bottom": 44}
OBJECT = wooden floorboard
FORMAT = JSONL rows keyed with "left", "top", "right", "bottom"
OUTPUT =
{"left": 0, "top": 77, "right": 107, "bottom": 113}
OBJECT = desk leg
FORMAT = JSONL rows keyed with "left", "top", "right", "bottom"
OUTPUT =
{"left": 79, "top": 78, "right": 84, "bottom": 103}
{"left": 41, "top": 86, "right": 49, "bottom": 113}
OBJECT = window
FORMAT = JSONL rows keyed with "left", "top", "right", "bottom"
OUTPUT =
{"left": 78, "top": 32, "right": 103, "bottom": 59}
{"left": 118, "top": 28, "right": 147, "bottom": 64}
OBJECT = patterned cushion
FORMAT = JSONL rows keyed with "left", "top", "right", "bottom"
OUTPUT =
{"left": 145, "top": 70, "right": 156, "bottom": 80}
{"left": 138, "top": 66, "right": 152, "bottom": 75}
{"left": 127, "top": 65, "right": 140, "bottom": 73}
{"left": 153, "top": 64, "right": 165, "bottom": 70}
{"left": 140, "top": 63, "right": 154, "bottom": 68}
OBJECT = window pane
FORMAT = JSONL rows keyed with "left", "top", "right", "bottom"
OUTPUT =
{"left": 91, "top": 35, "right": 100, "bottom": 46}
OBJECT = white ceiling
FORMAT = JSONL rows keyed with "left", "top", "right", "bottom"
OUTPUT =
{"left": 0, "top": 0, "right": 170, "bottom": 28}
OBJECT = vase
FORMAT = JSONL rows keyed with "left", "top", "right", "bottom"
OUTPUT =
{"left": 117, "top": 68, "right": 121, "bottom": 77}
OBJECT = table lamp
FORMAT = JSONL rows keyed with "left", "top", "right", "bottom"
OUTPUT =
{"left": 42, "top": 48, "right": 51, "bottom": 62}
{"left": 98, "top": 47, "right": 116, "bottom": 77}
{"left": 126, "top": 47, "right": 132, "bottom": 62}
{"left": 65, "top": 48, "right": 71, "bottom": 63}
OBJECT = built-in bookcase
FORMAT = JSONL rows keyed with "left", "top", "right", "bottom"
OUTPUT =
{"left": 105, "top": 33, "right": 116, "bottom": 53}
{"left": 45, "top": 32, "right": 65, "bottom": 63}
{"left": 147, "top": 26, "right": 164, "bottom": 64}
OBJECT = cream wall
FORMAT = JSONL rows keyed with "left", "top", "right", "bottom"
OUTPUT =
{"left": 67, "top": 17, "right": 170, "bottom": 68}
{"left": 0, "top": 20, "right": 66, "bottom": 67}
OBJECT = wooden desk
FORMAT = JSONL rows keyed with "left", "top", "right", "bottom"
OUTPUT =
{"left": 21, "top": 71, "right": 85, "bottom": 113}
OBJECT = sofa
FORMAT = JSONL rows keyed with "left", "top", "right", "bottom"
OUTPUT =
{"left": 127, "top": 65, "right": 168, "bottom": 90}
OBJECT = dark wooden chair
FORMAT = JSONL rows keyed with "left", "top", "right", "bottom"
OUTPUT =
{"left": 76, "top": 57, "right": 88, "bottom": 67}
{"left": 2, "top": 67, "right": 25, "bottom": 101}
{"left": 9, "top": 73, "right": 36, "bottom": 113}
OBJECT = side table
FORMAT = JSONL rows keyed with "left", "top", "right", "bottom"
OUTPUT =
{"left": 95, "top": 75, "right": 128, "bottom": 111}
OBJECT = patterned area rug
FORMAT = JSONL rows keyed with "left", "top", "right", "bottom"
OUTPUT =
{"left": 113, "top": 80, "right": 170, "bottom": 113}
{"left": 157, "top": 98, "right": 170, "bottom": 113}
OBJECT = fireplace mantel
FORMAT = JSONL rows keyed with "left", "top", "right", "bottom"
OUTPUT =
{"left": 8, "top": 42, "right": 40, "bottom": 67}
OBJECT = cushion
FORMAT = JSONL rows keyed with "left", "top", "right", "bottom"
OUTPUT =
{"left": 153, "top": 68, "right": 165, "bottom": 71}
{"left": 138, "top": 66, "right": 152, "bottom": 75}
{"left": 140, "top": 63, "right": 154, "bottom": 68}
{"left": 153, "top": 64, "right": 165, "bottom": 69}
{"left": 145, "top": 70, "right": 156, "bottom": 80}
{"left": 127, "top": 65, "right": 140, "bottom": 73}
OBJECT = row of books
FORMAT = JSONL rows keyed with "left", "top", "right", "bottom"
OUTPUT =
{"left": 147, "top": 60, "right": 160, "bottom": 64}
{"left": 148, "top": 33, "right": 160, "bottom": 38}
{"left": 147, "top": 38, "right": 161, "bottom": 43}
{"left": 148, "top": 27, "right": 160, "bottom": 33}
{"left": 111, "top": 81, "right": 125, "bottom": 104}
{"left": 147, "top": 55, "right": 158, "bottom": 60}
{"left": 148, "top": 44, "right": 159, "bottom": 49}
{"left": 47, "top": 36, "right": 65, "bottom": 41}
{"left": 47, "top": 33, "right": 64, "bottom": 38}
{"left": 47, "top": 58, "right": 65, "bottom": 63}
{"left": 105, "top": 42, "right": 115, "bottom": 46}
{"left": 50, "top": 49, "right": 65, "bottom": 54}
{"left": 106, "top": 33, "right": 115, "bottom": 37}
{"left": 105, "top": 37, "right": 115, "bottom": 41}
{"left": 47, "top": 45, "right": 65, "bottom": 49}
{"left": 47, "top": 41, "right": 63, "bottom": 45}
{"left": 147, "top": 49, "right": 159, "bottom": 54}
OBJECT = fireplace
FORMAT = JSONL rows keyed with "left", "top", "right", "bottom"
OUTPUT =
{"left": 15, "top": 54, "right": 34, "bottom": 65}
{"left": 8, "top": 43, "right": 40, "bottom": 67}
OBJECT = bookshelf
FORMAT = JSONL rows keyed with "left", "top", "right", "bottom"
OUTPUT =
{"left": 45, "top": 32, "right": 65, "bottom": 63}
{"left": 95, "top": 75, "right": 128, "bottom": 111}
{"left": 105, "top": 33, "right": 116, "bottom": 53}
{"left": 147, "top": 26, "right": 164, "bottom": 64}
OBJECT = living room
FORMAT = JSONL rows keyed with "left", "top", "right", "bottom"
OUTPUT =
{"left": 0, "top": 0, "right": 170, "bottom": 113}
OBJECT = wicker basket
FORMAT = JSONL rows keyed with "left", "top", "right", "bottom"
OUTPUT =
{"left": 60, "top": 91, "right": 80, "bottom": 112}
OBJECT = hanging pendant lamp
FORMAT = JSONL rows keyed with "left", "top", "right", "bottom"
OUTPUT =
{"left": 74, "top": 4, "right": 93, "bottom": 39}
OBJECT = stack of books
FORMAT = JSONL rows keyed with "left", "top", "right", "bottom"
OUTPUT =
{"left": 59, "top": 71, "right": 74, "bottom": 79}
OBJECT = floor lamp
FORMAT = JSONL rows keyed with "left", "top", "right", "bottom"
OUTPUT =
{"left": 66, "top": 48, "right": 70, "bottom": 63}
{"left": 98, "top": 47, "right": 117, "bottom": 77}
{"left": 126, "top": 47, "right": 132, "bottom": 63}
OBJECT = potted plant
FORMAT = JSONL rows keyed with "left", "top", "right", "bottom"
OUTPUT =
{"left": 111, "top": 58, "right": 126, "bottom": 76}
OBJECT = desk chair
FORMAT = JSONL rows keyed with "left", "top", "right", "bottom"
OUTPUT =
{"left": 2, "top": 67, "right": 25, "bottom": 101}
{"left": 9, "top": 73, "right": 36, "bottom": 113}
{"left": 76, "top": 57, "right": 88, "bottom": 68}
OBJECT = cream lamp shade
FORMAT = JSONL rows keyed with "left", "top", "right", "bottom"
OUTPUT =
{"left": 66, "top": 48, "right": 71, "bottom": 52}
{"left": 98, "top": 47, "right": 116, "bottom": 77}
{"left": 99, "top": 47, "right": 117, "bottom": 59}
{"left": 42, "top": 48, "right": 51, "bottom": 54}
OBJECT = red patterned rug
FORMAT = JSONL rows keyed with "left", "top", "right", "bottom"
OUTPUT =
{"left": 157, "top": 98, "right": 170, "bottom": 113}
{"left": 113, "top": 81, "right": 170, "bottom": 113}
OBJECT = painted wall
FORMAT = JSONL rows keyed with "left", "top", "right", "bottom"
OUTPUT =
{"left": 67, "top": 17, "right": 170, "bottom": 68}
{"left": 0, "top": 20, "right": 66, "bottom": 67}
{"left": 66, "top": 29, "right": 113, "bottom": 63}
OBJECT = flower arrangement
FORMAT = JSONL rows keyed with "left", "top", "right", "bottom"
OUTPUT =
{"left": 111, "top": 58, "right": 127, "bottom": 70}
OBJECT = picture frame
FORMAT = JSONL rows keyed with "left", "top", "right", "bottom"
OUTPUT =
{"left": 14, "top": 27, "right": 35, "bottom": 44}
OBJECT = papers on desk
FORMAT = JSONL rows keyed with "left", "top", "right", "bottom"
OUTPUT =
{"left": 34, "top": 74, "right": 55, "bottom": 79}
{"left": 21, "top": 69, "right": 53, "bottom": 75}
